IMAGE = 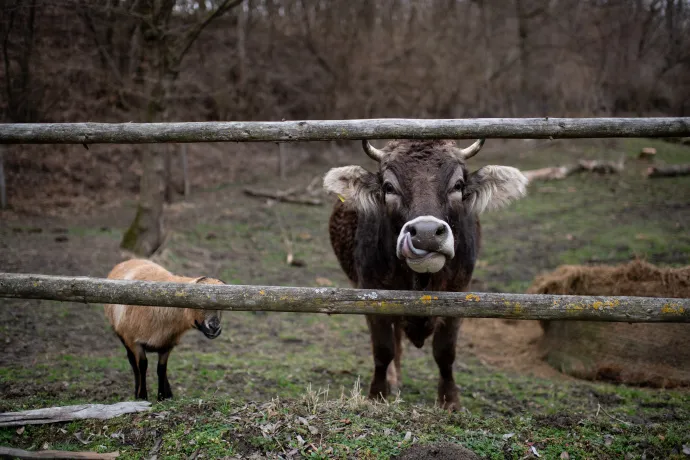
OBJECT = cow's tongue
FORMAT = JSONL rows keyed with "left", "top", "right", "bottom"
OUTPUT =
{"left": 401, "top": 234, "right": 430, "bottom": 259}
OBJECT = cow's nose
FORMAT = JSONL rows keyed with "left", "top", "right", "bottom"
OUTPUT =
{"left": 406, "top": 219, "right": 447, "bottom": 252}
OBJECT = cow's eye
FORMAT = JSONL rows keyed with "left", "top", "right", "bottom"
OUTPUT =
{"left": 451, "top": 181, "right": 463, "bottom": 193}
{"left": 383, "top": 182, "right": 397, "bottom": 195}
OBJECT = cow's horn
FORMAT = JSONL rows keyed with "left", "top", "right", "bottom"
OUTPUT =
{"left": 362, "top": 140, "right": 385, "bottom": 162}
{"left": 455, "top": 139, "right": 485, "bottom": 160}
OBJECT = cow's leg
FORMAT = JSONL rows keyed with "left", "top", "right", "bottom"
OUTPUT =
{"left": 432, "top": 317, "right": 461, "bottom": 411}
{"left": 366, "top": 315, "right": 395, "bottom": 401}
{"left": 387, "top": 320, "right": 403, "bottom": 393}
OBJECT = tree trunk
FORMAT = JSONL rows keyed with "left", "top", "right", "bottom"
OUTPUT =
{"left": 121, "top": 75, "right": 170, "bottom": 255}
{"left": 0, "top": 145, "right": 7, "bottom": 209}
{"left": 121, "top": 145, "right": 166, "bottom": 255}
{"left": 514, "top": 0, "right": 531, "bottom": 115}
{"left": 164, "top": 146, "right": 173, "bottom": 203}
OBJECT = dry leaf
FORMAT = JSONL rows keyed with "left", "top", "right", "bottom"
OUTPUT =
{"left": 16, "top": 426, "right": 25, "bottom": 435}
{"left": 297, "top": 232, "right": 312, "bottom": 241}
{"left": 315, "top": 277, "right": 333, "bottom": 287}
{"left": 560, "top": 452, "right": 570, "bottom": 459}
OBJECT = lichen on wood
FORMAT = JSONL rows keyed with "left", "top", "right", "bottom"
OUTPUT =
{"left": 0, "top": 272, "right": 688, "bottom": 323}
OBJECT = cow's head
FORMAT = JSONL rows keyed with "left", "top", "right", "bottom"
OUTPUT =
{"left": 324, "top": 139, "right": 528, "bottom": 274}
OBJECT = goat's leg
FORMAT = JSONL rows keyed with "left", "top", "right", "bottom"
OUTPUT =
{"left": 432, "top": 317, "right": 461, "bottom": 411}
{"left": 366, "top": 315, "right": 395, "bottom": 401}
{"left": 135, "top": 345, "right": 148, "bottom": 400}
{"left": 124, "top": 344, "right": 140, "bottom": 400}
{"left": 157, "top": 349, "right": 173, "bottom": 401}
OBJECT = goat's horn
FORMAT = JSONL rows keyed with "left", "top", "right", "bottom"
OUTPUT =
{"left": 362, "top": 140, "right": 385, "bottom": 162}
{"left": 455, "top": 139, "right": 485, "bottom": 160}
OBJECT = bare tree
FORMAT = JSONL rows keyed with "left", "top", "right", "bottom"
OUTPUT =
{"left": 117, "top": 0, "right": 244, "bottom": 256}
{"left": 1, "top": 0, "right": 40, "bottom": 122}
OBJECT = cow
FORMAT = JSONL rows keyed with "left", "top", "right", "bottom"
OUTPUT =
{"left": 323, "top": 138, "right": 528, "bottom": 410}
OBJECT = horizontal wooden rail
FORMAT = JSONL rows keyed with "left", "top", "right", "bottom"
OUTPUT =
{"left": 0, "top": 273, "right": 688, "bottom": 322}
{"left": 1, "top": 118, "right": 689, "bottom": 144}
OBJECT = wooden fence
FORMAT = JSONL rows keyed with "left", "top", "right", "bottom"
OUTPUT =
{"left": 0, "top": 273, "right": 688, "bottom": 322}
{"left": 1, "top": 117, "right": 688, "bottom": 321}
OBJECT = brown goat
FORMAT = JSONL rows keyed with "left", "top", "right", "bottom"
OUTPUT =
{"left": 104, "top": 259, "right": 223, "bottom": 401}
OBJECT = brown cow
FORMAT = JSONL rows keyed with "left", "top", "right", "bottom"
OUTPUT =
{"left": 323, "top": 139, "right": 528, "bottom": 410}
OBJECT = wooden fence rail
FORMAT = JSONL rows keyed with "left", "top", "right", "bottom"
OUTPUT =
{"left": 1, "top": 118, "right": 689, "bottom": 144}
{"left": 0, "top": 273, "right": 688, "bottom": 322}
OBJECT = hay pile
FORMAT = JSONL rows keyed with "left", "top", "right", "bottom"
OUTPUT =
{"left": 529, "top": 259, "right": 690, "bottom": 388}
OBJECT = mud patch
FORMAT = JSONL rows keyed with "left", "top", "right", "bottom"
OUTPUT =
{"left": 395, "top": 443, "right": 480, "bottom": 460}
{"left": 534, "top": 413, "right": 581, "bottom": 429}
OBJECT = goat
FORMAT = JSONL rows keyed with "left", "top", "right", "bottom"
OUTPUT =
{"left": 104, "top": 259, "right": 223, "bottom": 401}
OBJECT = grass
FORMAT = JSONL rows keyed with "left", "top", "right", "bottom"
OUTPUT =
{"left": 1, "top": 138, "right": 689, "bottom": 458}
{"left": 2, "top": 377, "right": 688, "bottom": 459}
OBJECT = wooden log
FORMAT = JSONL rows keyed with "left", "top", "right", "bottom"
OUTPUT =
{"left": 524, "top": 159, "right": 622, "bottom": 182}
{"left": 243, "top": 188, "right": 322, "bottom": 205}
{"left": 638, "top": 147, "right": 657, "bottom": 159}
{"left": 523, "top": 164, "right": 584, "bottom": 181}
{"left": 0, "top": 402, "right": 151, "bottom": 427}
{"left": 0, "top": 118, "right": 689, "bottom": 144}
{"left": 646, "top": 164, "right": 690, "bottom": 178}
{"left": 0, "top": 447, "right": 119, "bottom": 459}
{"left": 0, "top": 273, "right": 688, "bottom": 323}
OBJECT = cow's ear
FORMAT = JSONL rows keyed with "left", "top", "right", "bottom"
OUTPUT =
{"left": 463, "top": 165, "right": 528, "bottom": 215}
{"left": 323, "top": 166, "right": 379, "bottom": 213}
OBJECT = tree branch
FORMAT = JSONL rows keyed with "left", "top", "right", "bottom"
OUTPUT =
{"left": 173, "top": 0, "right": 244, "bottom": 69}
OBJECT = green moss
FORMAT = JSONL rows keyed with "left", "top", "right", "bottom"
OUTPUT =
{"left": 120, "top": 205, "right": 144, "bottom": 252}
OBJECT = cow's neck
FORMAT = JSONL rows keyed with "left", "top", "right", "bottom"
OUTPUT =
{"left": 412, "top": 273, "right": 432, "bottom": 291}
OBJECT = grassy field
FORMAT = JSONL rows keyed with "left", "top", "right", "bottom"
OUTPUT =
{"left": 0, "top": 138, "right": 689, "bottom": 459}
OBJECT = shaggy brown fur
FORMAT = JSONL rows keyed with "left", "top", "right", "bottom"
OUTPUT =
{"left": 104, "top": 259, "right": 223, "bottom": 401}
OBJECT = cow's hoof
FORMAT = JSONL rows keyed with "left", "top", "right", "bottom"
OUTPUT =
{"left": 388, "top": 381, "right": 403, "bottom": 396}
{"left": 438, "top": 381, "right": 459, "bottom": 411}
{"left": 439, "top": 398, "right": 460, "bottom": 412}
{"left": 368, "top": 380, "right": 390, "bottom": 402}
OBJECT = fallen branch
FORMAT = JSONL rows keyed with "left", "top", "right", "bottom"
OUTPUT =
{"left": 523, "top": 164, "right": 584, "bottom": 181}
{"left": 243, "top": 188, "right": 322, "bottom": 206}
{"left": 524, "top": 158, "right": 624, "bottom": 182}
{"left": 0, "top": 447, "right": 119, "bottom": 459}
{"left": 0, "top": 402, "right": 151, "bottom": 427}
{"left": 646, "top": 164, "right": 690, "bottom": 178}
